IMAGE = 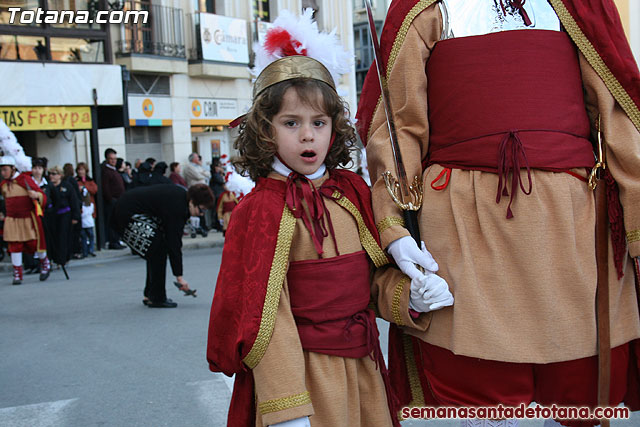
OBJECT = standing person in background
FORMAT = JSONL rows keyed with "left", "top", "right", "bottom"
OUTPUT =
{"left": 132, "top": 158, "right": 142, "bottom": 186}
{"left": 215, "top": 185, "right": 237, "bottom": 237}
{"left": 209, "top": 159, "right": 225, "bottom": 232}
{"left": 63, "top": 162, "right": 82, "bottom": 259}
{"left": 101, "top": 148, "right": 125, "bottom": 250}
{"left": 80, "top": 187, "right": 95, "bottom": 258}
{"left": 116, "top": 158, "right": 133, "bottom": 190}
{"left": 31, "top": 157, "right": 53, "bottom": 274}
{"left": 112, "top": 183, "right": 213, "bottom": 308}
{"left": 183, "top": 153, "right": 210, "bottom": 235}
{"left": 75, "top": 162, "right": 98, "bottom": 213}
{"left": 169, "top": 162, "right": 187, "bottom": 189}
{"left": 148, "top": 161, "right": 172, "bottom": 185}
{"left": 183, "top": 153, "right": 210, "bottom": 187}
{"left": 134, "top": 160, "right": 153, "bottom": 187}
{"left": 123, "top": 162, "right": 134, "bottom": 190}
{"left": 46, "top": 166, "right": 80, "bottom": 269}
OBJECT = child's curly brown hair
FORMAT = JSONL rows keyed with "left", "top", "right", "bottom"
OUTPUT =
{"left": 233, "top": 78, "right": 357, "bottom": 181}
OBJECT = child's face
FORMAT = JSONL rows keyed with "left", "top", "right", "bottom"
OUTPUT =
{"left": 272, "top": 87, "right": 332, "bottom": 176}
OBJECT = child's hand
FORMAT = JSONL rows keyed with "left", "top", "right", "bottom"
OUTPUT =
{"left": 27, "top": 190, "right": 39, "bottom": 199}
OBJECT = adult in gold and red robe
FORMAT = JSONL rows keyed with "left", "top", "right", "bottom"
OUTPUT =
{"left": 357, "top": 1, "right": 640, "bottom": 426}
{"left": 207, "top": 168, "right": 408, "bottom": 427}
{"left": 0, "top": 159, "right": 50, "bottom": 285}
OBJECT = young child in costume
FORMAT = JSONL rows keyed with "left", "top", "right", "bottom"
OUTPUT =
{"left": 215, "top": 185, "right": 238, "bottom": 236}
{"left": 206, "top": 9, "right": 449, "bottom": 427}
{"left": 0, "top": 120, "right": 50, "bottom": 284}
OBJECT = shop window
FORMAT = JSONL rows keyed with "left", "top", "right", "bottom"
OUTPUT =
{"left": 0, "top": 0, "right": 40, "bottom": 26}
{"left": 0, "top": 35, "right": 46, "bottom": 60}
{"left": 46, "top": 0, "right": 94, "bottom": 29}
{"left": 49, "top": 37, "right": 104, "bottom": 62}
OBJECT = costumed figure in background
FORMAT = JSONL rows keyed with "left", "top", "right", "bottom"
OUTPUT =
{"left": 215, "top": 184, "right": 238, "bottom": 237}
{"left": 111, "top": 184, "right": 213, "bottom": 308}
{"left": 206, "top": 9, "right": 422, "bottom": 427}
{"left": 47, "top": 166, "right": 81, "bottom": 270}
{"left": 357, "top": 1, "right": 640, "bottom": 426}
{"left": 0, "top": 120, "right": 50, "bottom": 284}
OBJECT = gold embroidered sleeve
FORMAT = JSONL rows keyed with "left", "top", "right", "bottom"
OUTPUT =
{"left": 376, "top": 216, "right": 405, "bottom": 236}
{"left": 371, "top": 265, "right": 431, "bottom": 331}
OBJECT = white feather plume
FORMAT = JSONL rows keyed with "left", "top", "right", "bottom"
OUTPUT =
{"left": 252, "top": 8, "right": 352, "bottom": 87}
{"left": 0, "top": 119, "right": 31, "bottom": 172}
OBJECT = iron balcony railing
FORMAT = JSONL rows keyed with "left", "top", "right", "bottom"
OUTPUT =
{"left": 117, "top": 0, "right": 185, "bottom": 58}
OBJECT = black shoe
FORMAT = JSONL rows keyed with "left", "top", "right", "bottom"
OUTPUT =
{"left": 109, "top": 243, "right": 126, "bottom": 250}
{"left": 88, "top": 252, "right": 96, "bottom": 257}
{"left": 201, "top": 229, "right": 208, "bottom": 238}
{"left": 39, "top": 270, "right": 50, "bottom": 282}
{"left": 147, "top": 299, "right": 178, "bottom": 308}
{"left": 190, "top": 232, "right": 196, "bottom": 238}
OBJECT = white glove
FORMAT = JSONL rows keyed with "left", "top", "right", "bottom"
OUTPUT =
{"left": 271, "top": 417, "right": 310, "bottom": 427}
{"left": 387, "top": 236, "right": 439, "bottom": 279}
{"left": 409, "top": 272, "right": 454, "bottom": 313}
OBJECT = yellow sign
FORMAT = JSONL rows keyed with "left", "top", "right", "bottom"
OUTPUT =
{"left": 191, "top": 100, "right": 202, "bottom": 117}
{"left": 1, "top": 106, "right": 92, "bottom": 131}
{"left": 142, "top": 99, "right": 154, "bottom": 118}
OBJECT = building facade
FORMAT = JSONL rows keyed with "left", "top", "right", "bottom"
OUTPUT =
{"left": 0, "top": 0, "right": 357, "bottom": 169}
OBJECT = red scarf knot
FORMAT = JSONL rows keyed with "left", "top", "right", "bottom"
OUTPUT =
{"left": 285, "top": 172, "right": 340, "bottom": 256}
{"left": 496, "top": 130, "right": 533, "bottom": 219}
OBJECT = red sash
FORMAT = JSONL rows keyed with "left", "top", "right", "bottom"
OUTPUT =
{"left": 222, "top": 201, "right": 236, "bottom": 214}
{"left": 426, "top": 30, "right": 594, "bottom": 218}
{"left": 287, "top": 250, "right": 378, "bottom": 358}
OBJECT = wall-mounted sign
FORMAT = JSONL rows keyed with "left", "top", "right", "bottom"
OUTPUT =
{"left": 128, "top": 96, "right": 172, "bottom": 126}
{"left": 1, "top": 106, "right": 91, "bottom": 130}
{"left": 190, "top": 98, "right": 237, "bottom": 126}
{"left": 199, "top": 13, "right": 249, "bottom": 64}
{"left": 256, "top": 20, "right": 273, "bottom": 44}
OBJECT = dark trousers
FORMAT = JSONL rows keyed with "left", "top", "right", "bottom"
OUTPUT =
{"left": 104, "top": 200, "right": 121, "bottom": 247}
{"left": 80, "top": 227, "right": 95, "bottom": 257}
{"left": 144, "top": 247, "right": 168, "bottom": 303}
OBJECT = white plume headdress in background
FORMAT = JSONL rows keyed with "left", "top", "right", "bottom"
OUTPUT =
{"left": 251, "top": 8, "right": 352, "bottom": 96}
{"left": 0, "top": 119, "right": 32, "bottom": 172}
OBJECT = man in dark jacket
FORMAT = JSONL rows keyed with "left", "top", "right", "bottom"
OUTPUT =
{"left": 101, "top": 148, "right": 126, "bottom": 249}
{"left": 148, "top": 162, "right": 172, "bottom": 186}
{"left": 112, "top": 184, "right": 214, "bottom": 308}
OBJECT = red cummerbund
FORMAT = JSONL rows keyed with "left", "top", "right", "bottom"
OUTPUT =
{"left": 426, "top": 30, "right": 594, "bottom": 171}
{"left": 5, "top": 195, "right": 35, "bottom": 218}
{"left": 222, "top": 201, "right": 236, "bottom": 214}
{"left": 287, "top": 250, "right": 377, "bottom": 359}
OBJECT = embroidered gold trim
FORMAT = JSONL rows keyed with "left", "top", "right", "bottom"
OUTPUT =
{"left": 549, "top": 0, "right": 640, "bottom": 133}
{"left": 333, "top": 191, "right": 389, "bottom": 268}
{"left": 367, "top": 0, "right": 438, "bottom": 142}
{"left": 392, "top": 276, "right": 410, "bottom": 326}
{"left": 403, "top": 333, "right": 426, "bottom": 408}
{"left": 627, "top": 229, "right": 640, "bottom": 244}
{"left": 377, "top": 216, "right": 406, "bottom": 235}
{"left": 258, "top": 391, "right": 311, "bottom": 415}
{"left": 243, "top": 206, "right": 296, "bottom": 369}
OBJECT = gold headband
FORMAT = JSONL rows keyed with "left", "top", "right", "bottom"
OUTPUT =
{"left": 253, "top": 56, "right": 336, "bottom": 98}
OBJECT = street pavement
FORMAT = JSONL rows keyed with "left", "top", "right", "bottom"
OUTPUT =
{"left": 1, "top": 237, "right": 638, "bottom": 426}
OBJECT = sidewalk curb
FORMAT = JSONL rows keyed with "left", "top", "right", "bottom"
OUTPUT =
{"left": 0, "top": 234, "right": 225, "bottom": 273}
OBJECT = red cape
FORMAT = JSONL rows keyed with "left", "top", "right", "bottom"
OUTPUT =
{"left": 206, "top": 169, "right": 388, "bottom": 426}
{"left": 355, "top": 0, "right": 640, "bottom": 144}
